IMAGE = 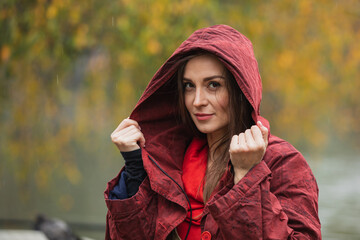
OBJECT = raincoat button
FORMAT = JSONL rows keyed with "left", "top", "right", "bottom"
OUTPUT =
{"left": 201, "top": 231, "right": 211, "bottom": 240}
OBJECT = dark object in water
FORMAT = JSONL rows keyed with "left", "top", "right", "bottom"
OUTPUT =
{"left": 34, "top": 214, "right": 81, "bottom": 240}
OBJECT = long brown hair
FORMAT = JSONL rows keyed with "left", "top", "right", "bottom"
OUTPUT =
{"left": 177, "top": 52, "right": 254, "bottom": 202}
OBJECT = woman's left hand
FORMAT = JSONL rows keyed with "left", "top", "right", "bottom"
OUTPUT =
{"left": 229, "top": 121, "right": 269, "bottom": 184}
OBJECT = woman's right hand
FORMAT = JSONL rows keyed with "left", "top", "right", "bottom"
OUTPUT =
{"left": 110, "top": 118, "right": 145, "bottom": 152}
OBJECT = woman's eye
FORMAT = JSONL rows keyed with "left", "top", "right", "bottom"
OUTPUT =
{"left": 183, "top": 82, "right": 193, "bottom": 89}
{"left": 209, "top": 81, "right": 220, "bottom": 89}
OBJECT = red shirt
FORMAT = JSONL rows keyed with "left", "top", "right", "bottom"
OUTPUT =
{"left": 177, "top": 138, "right": 208, "bottom": 240}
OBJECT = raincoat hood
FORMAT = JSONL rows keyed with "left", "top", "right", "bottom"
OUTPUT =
{"left": 130, "top": 24, "right": 269, "bottom": 196}
{"left": 132, "top": 24, "right": 264, "bottom": 120}
{"left": 105, "top": 25, "right": 321, "bottom": 240}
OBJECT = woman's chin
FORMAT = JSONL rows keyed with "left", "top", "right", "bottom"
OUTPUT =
{"left": 195, "top": 126, "right": 222, "bottom": 135}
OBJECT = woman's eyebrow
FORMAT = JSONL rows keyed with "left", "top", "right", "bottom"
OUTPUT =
{"left": 204, "top": 75, "right": 225, "bottom": 81}
{"left": 182, "top": 75, "right": 225, "bottom": 82}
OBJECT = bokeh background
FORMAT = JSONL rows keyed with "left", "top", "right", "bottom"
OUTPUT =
{"left": 1, "top": 0, "right": 359, "bottom": 239}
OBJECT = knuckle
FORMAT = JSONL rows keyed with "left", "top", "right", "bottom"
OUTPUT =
{"left": 117, "top": 139, "right": 126, "bottom": 146}
{"left": 131, "top": 125, "right": 139, "bottom": 131}
{"left": 235, "top": 145, "right": 243, "bottom": 151}
{"left": 247, "top": 145, "right": 256, "bottom": 152}
{"left": 230, "top": 145, "right": 240, "bottom": 153}
{"left": 110, "top": 133, "right": 117, "bottom": 141}
{"left": 238, "top": 145, "right": 247, "bottom": 152}
{"left": 112, "top": 136, "right": 120, "bottom": 143}
{"left": 254, "top": 145, "right": 263, "bottom": 152}
{"left": 121, "top": 119, "right": 131, "bottom": 126}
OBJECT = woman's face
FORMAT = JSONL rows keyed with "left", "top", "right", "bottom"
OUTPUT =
{"left": 183, "top": 54, "right": 230, "bottom": 137}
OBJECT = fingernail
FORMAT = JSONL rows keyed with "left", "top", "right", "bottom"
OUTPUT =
{"left": 258, "top": 121, "right": 263, "bottom": 126}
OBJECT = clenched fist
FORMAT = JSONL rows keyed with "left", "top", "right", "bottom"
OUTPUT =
{"left": 229, "top": 121, "right": 269, "bottom": 184}
{"left": 110, "top": 118, "right": 145, "bottom": 152}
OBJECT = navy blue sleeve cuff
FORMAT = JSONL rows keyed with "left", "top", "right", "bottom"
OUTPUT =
{"left": 109, "top": 171, "right": 128, "bottom": 199}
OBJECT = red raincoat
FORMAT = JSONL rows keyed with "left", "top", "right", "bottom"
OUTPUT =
{"left": 104, "top": 25, "right": 321, "bottom": 240}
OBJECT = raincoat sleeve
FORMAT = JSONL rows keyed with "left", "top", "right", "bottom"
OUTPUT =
{"left": 205, "top": 141, "right": 321, "bottom": 239}
{"left": 104, "top": 170, "right": 157, "bottom": 240}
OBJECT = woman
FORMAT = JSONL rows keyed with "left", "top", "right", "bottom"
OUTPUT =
{"left": 104, "top": 25, "right": 321, "bottom": 240}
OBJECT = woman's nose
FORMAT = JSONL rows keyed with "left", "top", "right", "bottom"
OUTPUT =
{"left": 193, "top": 88, "right": 207, "bottom": 107}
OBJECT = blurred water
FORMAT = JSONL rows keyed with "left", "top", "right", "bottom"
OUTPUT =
{"left": 1, "top": 154, "right": 359, "bottom": 239}
{"left": 309, "top": 155, "right": 360, "bottom": 240}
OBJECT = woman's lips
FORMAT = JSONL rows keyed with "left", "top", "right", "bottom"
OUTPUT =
{"left": 194, "top": 113, "right": 213, "bottom": 121}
